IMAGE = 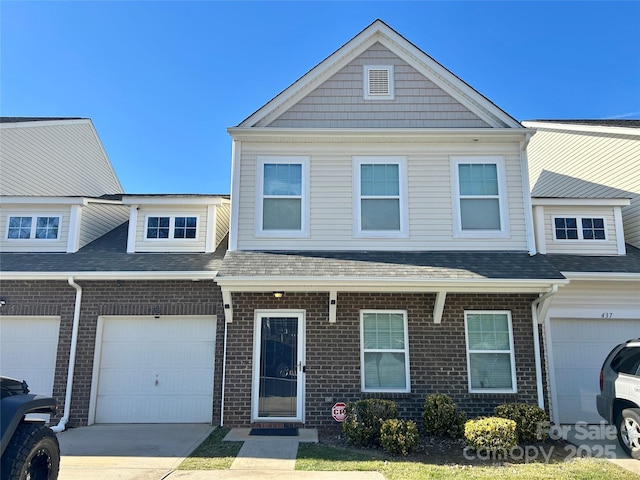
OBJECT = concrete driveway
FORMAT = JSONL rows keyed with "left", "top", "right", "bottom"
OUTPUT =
{"left": 57, "top": 424, "right": 214, "bottom": 480}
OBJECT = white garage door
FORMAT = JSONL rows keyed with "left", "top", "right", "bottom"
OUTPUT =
{"left": 93, "top": 315, "right": 216, "bottom": 424}
{"left": 0, "top": 316, "right": 60, "bottom": 396}
{"left": 550, "top": 318, "right": 639, "bottom": 424}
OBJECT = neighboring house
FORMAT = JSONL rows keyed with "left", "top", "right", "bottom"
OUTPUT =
{"left": 523, "top": 120, "right": 640, "bottom": 425}
{"left": 216, "top": 20, "right": 567, "bottom": 429}
{"left": 1, "top": 117, "right": 231, "bottom": 427}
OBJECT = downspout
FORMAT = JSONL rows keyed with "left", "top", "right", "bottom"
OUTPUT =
{"left": 220, "top": 318, "right": 229, "bottom": 426}
{"left": 531, "top": 285, "right": 558, "bottom": 410}
{"left": 520, "top": 132, "right": 537, "bottom": 256}
{"left": 51, "top": 277, "right": 82, "bottom": 433}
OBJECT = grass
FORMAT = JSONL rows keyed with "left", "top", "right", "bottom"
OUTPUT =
{"left": 178, "top": 427, "right": 638, "bottom": 479}
{"left": 296, "top": 442, "right": 639, "bottom": 480}
{"left": 177, "top": 427, "right": 243, "bottom": 470}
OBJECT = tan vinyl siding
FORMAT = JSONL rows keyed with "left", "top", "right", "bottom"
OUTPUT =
{"left": 527, "top": 126, "right": 640, "bottom": 247}
{"left": 267, "top": 43, "right": 490, "bottom": 129}
{"left": 215, "top": 202, "right": 231, "bottom": 247}
{"left": 79, "top": 204, "right": 129, "bottom": 249}
{"left": 235, "top": 142, "right": 528, "bottom": 251}
{"left": 0, "top": 205, "right": 70, "bottom": 253}
{"left": 549, "top": 280, "right": 640, "bottom": 315}
{"left": 134, "top": 206, "right": 208, "bottom": 253}
{"left": 541, "top": 206, "right": 619, "bottom": 255}
{"left": 0, "top": 121, "right": 122, "bottom": 196}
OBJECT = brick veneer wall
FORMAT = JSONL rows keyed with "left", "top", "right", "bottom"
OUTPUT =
{"left": 223, "top": 292, "right": 541, "bottom": 428}
{"left": 0, "top": 279, "right": 224, "bottom": 427}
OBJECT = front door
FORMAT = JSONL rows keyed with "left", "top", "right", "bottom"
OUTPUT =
{"left": 253, "top": 310, "right": 305, "bottom": 422}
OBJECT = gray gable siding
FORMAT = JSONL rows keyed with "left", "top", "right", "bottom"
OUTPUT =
{"left": 267, "top": 43, "right": 490, "bottom": 129}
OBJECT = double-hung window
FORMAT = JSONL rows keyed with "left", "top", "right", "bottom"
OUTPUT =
{"left": 554, "top": 217, "right": 606, "bottom": 240}
{"left": 465, "top": 311, "right": 516, "bottom": 393}
{"left": 354, "top": 157, "right": 407, "bottom": 237}
{"left": 360, "top": 310, "right": 410, "bottom": 392}
{"left": 452, "top": 157, "right": 508, "bottom": 237}
{"left": 146, "top": 216, "right": 198, "bottom": 240}
{"left": 7, "top": 215, "right": 60, "bottom": 240}
{"left": 257, "top": 157, "right": 309, "bottom": 237}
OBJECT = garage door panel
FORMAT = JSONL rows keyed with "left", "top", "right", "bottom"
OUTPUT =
{"left": 94, "top": 316, "right": 216, "bottom": 424}
{"left": 0, "top": 317, "right": 59, "bottom": 396}
{"left": 551, "top": 318, "right": 639, "bottom": 424}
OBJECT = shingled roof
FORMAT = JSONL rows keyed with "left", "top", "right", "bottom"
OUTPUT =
{"left": 545, "top": 244, "right": 640, "bottom": 274}
{"left": 217, "top": 249, "right": 565, "bottom": 282}
{"left": 0, "top": 222, "right": 226, "bottom": 275}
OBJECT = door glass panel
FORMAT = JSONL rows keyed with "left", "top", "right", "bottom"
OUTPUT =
{"left": 258, "top": 316, "right": 298, "bottom": 418}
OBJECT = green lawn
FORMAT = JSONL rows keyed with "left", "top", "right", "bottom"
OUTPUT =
{"left": 179, "top": 427, "right": 638, "bottom": 480}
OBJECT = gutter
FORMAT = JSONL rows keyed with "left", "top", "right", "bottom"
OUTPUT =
{"left": 530, "top": 284, "right": 559, "bottom": 411}
{"left": 51, "top": 277, "right": 82, "bottom": 433}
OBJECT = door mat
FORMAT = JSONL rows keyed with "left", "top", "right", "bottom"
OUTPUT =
{"left": 249, "top": 428, "right": 299, "bottom": 436}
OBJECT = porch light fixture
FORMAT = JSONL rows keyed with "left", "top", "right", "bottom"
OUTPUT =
{"left": 273, "top": 291, "right": 284, "bottom": 299}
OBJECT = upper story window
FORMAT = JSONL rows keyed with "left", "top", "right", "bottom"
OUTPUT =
{"left": 465, "top": 311, "right": 516, "bottom": 393}
{"left": 6, "top": 216, "right": 60, "bottom": 240}
{"left": 554, "top": 217, "right": 606, "bottom": 241}
{"left": 364, "top": 65, "right": 394, "bottom": 100}
{"left": 451, "top": 157, "right": 509, "bottom": 237}
{"left": 360, "top": 310, "right": 410, "bottom": 393}
{"left": 354, "top": 157, "right": 408, "bottom": 237}
{"left": 257, "top": 157, "right": 309, "bottom": 237}
{"left": 146, "top": 216, "right": 198, "bottom": 240}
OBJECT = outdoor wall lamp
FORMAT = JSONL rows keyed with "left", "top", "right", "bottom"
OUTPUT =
{"left": 273, "top": 291, "right": 284, "bottom": 299}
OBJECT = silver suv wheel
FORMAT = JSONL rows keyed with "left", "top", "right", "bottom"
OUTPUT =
{"left": 619, "top": 408, "right": 640, "bottom": 460}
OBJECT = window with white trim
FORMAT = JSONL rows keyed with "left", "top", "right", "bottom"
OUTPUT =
{"left": 360, "top": 310, "right": 410, "bottom": 392}
{"left": 451, "top": 157, "right": 509, "bottom": 236}
{"left": 6, "top": 215, "right": 60, "bottom": 239}
{"left": 354, "top": 157, "right": 407, "bottom": 236}
{"left": 465, "top": 311, "right": 516, "bottom": 393}
{"left": 364, "top": 66, "right": 394, "bottom": 100}
{"left": 257, "top": 157, "right": 309, "bottom": 237}
{"left": 554, "top": 216, "right": 606, "bottom": 240}
{"left": 145, "top": 216, "right": 198, "bottom": 239}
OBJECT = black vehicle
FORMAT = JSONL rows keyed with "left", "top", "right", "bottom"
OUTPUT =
{"left": 0, "top": 376, "right": 60, "bottom": 480}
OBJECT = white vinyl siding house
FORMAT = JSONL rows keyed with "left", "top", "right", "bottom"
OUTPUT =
{"left": 0, "top": 119, "right": 123, "bottom": 197}
{"left": 78, "top": 203, "right": 129, "bottom": 250}
{"left": 232, "top": 142, "right": 529, "bottom": 251}
{"left": 524, "top": 121, "right": 640, "bottom": 248}
{"left": 1, "top": 205, "right": 68, "bottom": 253}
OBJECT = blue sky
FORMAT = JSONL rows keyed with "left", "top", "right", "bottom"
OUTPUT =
{"left": 2, "top": 1, "right": 639, "bottom": 194}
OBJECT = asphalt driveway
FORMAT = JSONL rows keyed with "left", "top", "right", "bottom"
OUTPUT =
{"left": 57, "top": 423, "right": 214, "bottom": 480}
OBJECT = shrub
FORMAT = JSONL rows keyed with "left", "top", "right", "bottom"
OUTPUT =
{"left": 342, "top": 399, "right": 398, "bottom": 447}
{"left": 464, "top": 417, "right": 518, "bottom": 455}
{"left": 380, "top": 419, "right": 420, "bottom": 456}
{"left": 422, "top": 393, "right": 467, "bottom": 438}
{"left": 494, "top": 403, "right": 549, "bottom": 442}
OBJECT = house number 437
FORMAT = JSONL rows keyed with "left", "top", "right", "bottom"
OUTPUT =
{"left": 601, "top": 312, "right": 613, "bottom": 318}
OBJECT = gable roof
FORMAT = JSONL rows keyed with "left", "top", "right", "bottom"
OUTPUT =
{"left": 237, "top": 19, "right": 522, "bottom": 129}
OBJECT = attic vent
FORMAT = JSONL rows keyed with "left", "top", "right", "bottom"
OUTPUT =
{"left": 364, "top": 66, "right": 394, "bottom": 100}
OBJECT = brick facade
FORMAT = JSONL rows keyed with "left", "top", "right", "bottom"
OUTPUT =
{"left": 0, "top": 279, "right": 223, "bottom": 427}
{"left": 223, "top": 291, "right": 542, "bottom": 428}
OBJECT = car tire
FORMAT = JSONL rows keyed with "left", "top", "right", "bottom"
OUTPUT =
{"left": 617, "top": 408, "right": 640, "bottom": 460}
{"left": 0, "top": 423, "right": 60, "bottom": 480}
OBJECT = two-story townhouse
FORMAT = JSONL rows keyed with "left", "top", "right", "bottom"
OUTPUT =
{"left": 216, "top": 20, "right": 567, "bottom": 429}
{"left": 1, "top": 118, "right": 231, "bottom": 428}
{"left": 523, "top": 120, "right": 640, "bottom": 425}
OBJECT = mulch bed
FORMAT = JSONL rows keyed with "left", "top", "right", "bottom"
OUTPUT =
{"left": 316, "top": 426, "right": 574, "bottom": 465}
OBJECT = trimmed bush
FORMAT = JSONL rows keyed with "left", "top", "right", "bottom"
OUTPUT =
{"left": 464, "top": 417, "right": 518, "bottom": 455}
{"left": 494, "top": 403, "right": 549, "bottom": 442}
{"left": 342, "top": 399, "right": 398, "bottom": 447}
{"left": 422, "top": 393, "right": 467, "bottom": 438}
{"left": 380, "top": 419, "right": 419, "bottom": 456}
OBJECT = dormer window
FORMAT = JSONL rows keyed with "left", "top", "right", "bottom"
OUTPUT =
{"left": 146, "top": 216, "right": 198, "bottom": 240}
{"left": 364, "top": 66, "right": 394, "bottom": 100}
{"left": 554, "top": 217, "right": 606, "bottom": 241}
{"left": 6, "top": 215, "right": 60, "bottom": 240}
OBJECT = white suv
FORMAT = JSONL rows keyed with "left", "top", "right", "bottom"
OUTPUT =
{"left": 597, "top": 338, "right": 640, "bottom": 459}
